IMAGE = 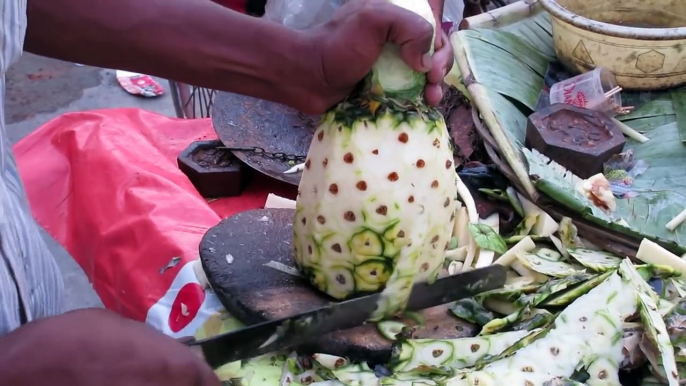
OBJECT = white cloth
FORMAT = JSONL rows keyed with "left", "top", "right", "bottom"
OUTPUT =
{"left": 0, "top": 0, "right": 64, "bottom": 335}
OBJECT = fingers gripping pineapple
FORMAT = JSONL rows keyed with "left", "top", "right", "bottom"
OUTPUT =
{"left": 293, "top": 0, "right": 458, "bottom": 320}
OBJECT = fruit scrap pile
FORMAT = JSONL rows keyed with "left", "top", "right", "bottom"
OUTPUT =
{"left": 214, "top": 205, "right": 686, "bottom": 386}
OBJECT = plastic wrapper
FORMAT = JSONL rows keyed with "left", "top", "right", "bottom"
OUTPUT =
{"left": 603, "top": 150, "right": 649, "bottom": 199}
{"left": 13, "top": 108, "right": 296, "bottom": 336}
{"left": 263, "top": 0, "right": 345, "bottom": 29}
{"left": 442, "top": 0, "right": 465, "bottom": 33}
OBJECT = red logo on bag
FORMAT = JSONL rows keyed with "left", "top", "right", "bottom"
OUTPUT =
{"left": 168, "top": 282, "right": 206, "bottom": 333}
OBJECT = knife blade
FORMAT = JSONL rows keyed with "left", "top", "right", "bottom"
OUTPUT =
{"left": 186, "top": 265, "right": 506, "bottom": 369}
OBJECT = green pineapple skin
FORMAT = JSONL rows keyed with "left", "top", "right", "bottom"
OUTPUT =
{"left": 389, "top": 330, "right": 533, "bottom": 372}
{"left": 474, "top": 272, "right": 636, "bottom": 382}
{"left": 292, "top": 99, "right": 458, "bottom": 309}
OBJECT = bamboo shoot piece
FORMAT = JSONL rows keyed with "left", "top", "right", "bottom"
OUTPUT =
{"left": 635, "top": 239, "right": 686, "bottom": 278}
{"left": 666, "top": 208, "right": 686, "bottom": 232}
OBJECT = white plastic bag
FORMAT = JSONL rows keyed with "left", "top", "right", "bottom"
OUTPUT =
{"left": 263, "top": 0, "right": 346, "bottom": 29}
{"left": 442, "top": 0, "right": 465, "bottom": 23}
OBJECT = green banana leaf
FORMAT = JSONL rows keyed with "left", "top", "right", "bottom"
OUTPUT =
{"left": 453, "top": 1, "right": 686, "bottom": 251}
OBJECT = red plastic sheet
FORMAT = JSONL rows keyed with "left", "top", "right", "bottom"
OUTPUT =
{"left": 13, "top": 108, "right": 297, "bottom": 336}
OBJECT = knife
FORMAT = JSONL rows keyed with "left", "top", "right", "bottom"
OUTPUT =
{"left": 185, "top": 265, "right": 506, "bottom": 369}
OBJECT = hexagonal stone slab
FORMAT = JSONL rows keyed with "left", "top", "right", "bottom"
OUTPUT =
{"left": 525, "top": 104, "right": 626, "bottom": 179}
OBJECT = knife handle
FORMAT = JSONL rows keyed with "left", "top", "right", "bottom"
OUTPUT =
{"left": 178, "top": 336, "right": 208, "bottom": 363}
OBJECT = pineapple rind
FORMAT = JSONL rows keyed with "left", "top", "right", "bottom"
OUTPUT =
{"left": 477, "top": 272, "right": 635, "bottom": 381}
{"left": 620, "top": 259, "right": 680, "bottom": 386}
{"left": 390, "top": 329, "right": 533, "bottom": 372}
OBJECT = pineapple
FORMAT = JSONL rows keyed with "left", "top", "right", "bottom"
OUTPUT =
{"left": 293, "top": 0, "right": 458, "bottom": 319}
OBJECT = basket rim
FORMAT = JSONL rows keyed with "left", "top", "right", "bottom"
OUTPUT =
{"left": 539, "top": 0, "right": 686, "bottom": 40}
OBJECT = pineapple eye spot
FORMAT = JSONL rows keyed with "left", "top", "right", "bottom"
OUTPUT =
{"left": 344, "top": 211, "right": 356, "bottom": 222}
{"left": 301, "top": 217, "right": 306, "bottom": 225}
{"left": 372, "top": 149, "right": 379, "bottom": 155}
{"left": 323, "top": 158, "right": 329, "bottom": 167}
{"left": 329, "top": 184, "right": 339, "bottom": 194}
{"left": 550, "top": 347, "right": 560, "bottom": 355}
{"left": 416, "top": 159, "right": 425, "bottom": 168}
{"left": 397, "top": 230, "right": 405, "bottom": 238}
{"left": 579, "top": 316, "right": 588, "bottom": 322}
{"left": 398, "top": 132, "right": 409, "bottom": 143}
{"left": 305, "top": 159, "right": 311, "bottom": 169}
{"left": 370, "top": 269, "right": 377, "bottom": 276}
{"left": 525, "top": 381, "right": 534, "bottom": 386}
{"left": 420, "top": 262, "right": 430, "bottom": 272}
{"left": 444, "top": 242, "right": 450, "bottom": 250}
{"left": 470, "top": 344, "right": 480, "bottom": 352}
{"left": 431, "top": 349, "right": 443, "bottom": 358}
{"left": 521, "top": 366, "right": 534, "bottom": 372}
{"left": 376, "top": 205, "right": 388, "bottom": 215}
{"left": 336, "top": 274, "right": 346, "bottom": 284}
{"left": 408, "top": 196, "right": 415, "bottom": 203}
{"left": 433, "top": 139, "right": 440, "bottom": 148}
{"left": 335, "top": 358, "right": 345, "bottom": 368}
{"left": 343, "top": 153, "right": 354, "bottom": 163}
{"left": 308, "top": 245, "right": 313, "bottom": 255}
{"left": 444, "top": 197, "right": 451, "bottom": 207}
{"left": 431, "top": 235, "right": 440, "bottom": 243}
{"left": 317, "top": 131, "right": 324, "bottom": 141}
{"left": 450, "top": 212, "right": 455, "bottom": 221}
{"left": 446, "top": 159, "right": 453, "bottom": 169}
{"left": 388, "top": 172, "right": 399, "bottom": 181}
{"left": 317, "top": 215, "right": 326, "bottom": 224}
{"left": 331, "top": 244, "right": 342, "bottom": 253}
{"left": 356, "top": 181, "right": 368, "bottom": 191}
{"left": 431, "top": 180, "right": 439, "bottom": 188}
{"left": 598, "top": 370, "right": 607, "bottom": 379}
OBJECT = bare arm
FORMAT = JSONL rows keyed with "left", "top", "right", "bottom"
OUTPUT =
{"left": 24, "top": 0, "right": 443, "bottom": 112}
{"left": 24, "top": 0, "right": 317, "bottom": 110}
{"left": 429, "top": 0, "right": 446, "bottom": 25}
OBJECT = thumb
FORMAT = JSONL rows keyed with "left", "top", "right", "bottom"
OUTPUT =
{"left": 364, "top": 1, "right": 435, "bottom": 73}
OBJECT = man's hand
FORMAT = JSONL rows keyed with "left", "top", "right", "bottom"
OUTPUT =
{"left": 302, "top": 0, "right": 451, "bottom": 113}
{"left": 0, "top": 308, "right": 220, "bottom": 386}
{"left": 427, "top": 0, "right": 454, "bottom": 106}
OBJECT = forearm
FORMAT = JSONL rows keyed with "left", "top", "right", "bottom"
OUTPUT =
{"left": 429, "top": 0, "right": 445, "bottom": 24}
{"left": 25, "top": 0, "right": 314, "bottom": 104}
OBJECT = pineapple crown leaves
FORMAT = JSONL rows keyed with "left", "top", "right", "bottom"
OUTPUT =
{"left": 468, "top": 223, "right": 508, "bottom": 254}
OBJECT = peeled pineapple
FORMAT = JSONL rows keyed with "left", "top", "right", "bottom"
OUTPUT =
{"left": 292, "top": 0, "right": 458, "bottom": 319}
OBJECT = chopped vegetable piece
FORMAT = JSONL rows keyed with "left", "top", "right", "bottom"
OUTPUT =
{"left": 568, "top": 248, "right": 621, "bottom": 272}
{"left": 378, "top": 320, "right": 408, "bottom": 341}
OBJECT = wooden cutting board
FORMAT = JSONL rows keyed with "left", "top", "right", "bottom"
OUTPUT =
{"left": 199, "top": 208, "right": 475, "bottom": 363}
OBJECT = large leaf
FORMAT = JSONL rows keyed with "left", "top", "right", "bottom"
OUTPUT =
{"left": 456, "top": 4, "right": 686, "bottom": 250}
{"left": 500, "top": 11, "right": 556, "bottom": 58}
{"left": 463, "top": 30, "right": 544, "bottom": 110}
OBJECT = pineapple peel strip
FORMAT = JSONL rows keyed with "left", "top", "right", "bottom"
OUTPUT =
{"left": 455, "top": 175, "right": 478, "bottom": 225}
